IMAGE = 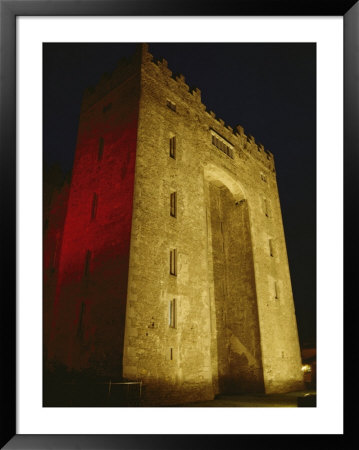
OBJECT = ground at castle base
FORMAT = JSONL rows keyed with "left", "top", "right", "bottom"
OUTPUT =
{"left": 172, "top": 390, "right": 316, "bottom": 407}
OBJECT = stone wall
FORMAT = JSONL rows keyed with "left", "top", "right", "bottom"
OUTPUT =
{"left": 47, "top": 61, "right": 141, "bottom": 377}
{"left": 208, "top": 184, "right": 263, "bottom": 394}
{"left": 123, "top": 45, "right": 303, "bottom": 404}
{"left": 45, "top": 44, "right": 304, "bottom": 405}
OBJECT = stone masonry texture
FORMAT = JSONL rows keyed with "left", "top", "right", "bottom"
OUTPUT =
{"left": 45, "top": 44, "right": 304, "bottom": 406}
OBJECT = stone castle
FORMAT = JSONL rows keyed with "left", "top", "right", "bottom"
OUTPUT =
{"left": 44, "top": 44, "right": 304, "bottom": 406}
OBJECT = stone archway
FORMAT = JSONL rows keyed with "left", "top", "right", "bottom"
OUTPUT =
{"left": 204, "top": 165, "right": 265, "bottom": 394}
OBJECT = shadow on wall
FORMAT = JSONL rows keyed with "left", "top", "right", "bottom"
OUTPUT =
{"left": 207, "top": 172, "right": 265, "bottom": 395}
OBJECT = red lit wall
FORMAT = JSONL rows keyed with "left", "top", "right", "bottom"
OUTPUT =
{"left": 48, "top": 70, "right": 141, "bottom": 377}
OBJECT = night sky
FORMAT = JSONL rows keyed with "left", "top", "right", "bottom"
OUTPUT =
{"left": 43, "top": 43, "right": 316, "bottom": 346}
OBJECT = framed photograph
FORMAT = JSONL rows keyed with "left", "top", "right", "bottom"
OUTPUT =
{"left": 1, "top": 0, "right": 354, "bottom": 448}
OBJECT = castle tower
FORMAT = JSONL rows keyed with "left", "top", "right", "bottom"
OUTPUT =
{"left": 46, "top": 44, "right": 304, "bottom": 405}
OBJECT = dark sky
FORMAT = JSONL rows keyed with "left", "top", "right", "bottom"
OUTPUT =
{"left": 43, "top": 43, "right": 316, "bottom": 346}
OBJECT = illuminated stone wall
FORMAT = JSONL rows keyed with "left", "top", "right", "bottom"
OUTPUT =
{"left": 123, "top": 45, "right": 303, "bottom": 403}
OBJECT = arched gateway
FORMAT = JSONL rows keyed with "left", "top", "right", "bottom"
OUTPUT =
{"left": 204, "top": 165, "right": 264, "bottom": 394}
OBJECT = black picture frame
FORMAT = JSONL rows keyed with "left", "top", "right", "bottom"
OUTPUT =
{"left": 1, "top": 0, "right": 355, "bottom": 448}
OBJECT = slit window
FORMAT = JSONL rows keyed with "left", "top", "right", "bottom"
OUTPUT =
{"left": 170, "top": 249, "right": 177, "bottom": 276}
{"left": 169, "top": 299, "right": 176, "bottom": 328}
{"left": 98, "top": 137, "right": 104, "bottom": 161}
{"left": 264, "top": 198, "right": 270, "bottom": 217}
{"left": 170, "top": 136, "right": 176, "bottom": 159}
{"left": 84, "top": 250, "right": 92, "bottom": 277}
{"left": 274, "top": 281, "right": 279, "bottom": 300}
{"left": 170, "top": 192, "right": 177, "bottom": 217}
{"left": 91, "top": 193, "right": 98, "bottom": 220}
{"left": 269, "top": 239, "right": 274, "bottom": 257}
{"left": 77, "top": 302, "right": 86, "bottom": 338}
{"left": 167, "top": 100, "right": 176, "bottom": 112}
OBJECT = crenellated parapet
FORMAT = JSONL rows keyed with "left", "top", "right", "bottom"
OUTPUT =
{"left": 140, "top": 44, "right": 275, "bottom": 170}
{"left": 81, "top": 43, "right": 275, "bottom": 171}
{"left": 200, "top": 108, "right": 274, "bottom": 171}
{"left": 143, "top": 44, "right": 274, "bottom": 170}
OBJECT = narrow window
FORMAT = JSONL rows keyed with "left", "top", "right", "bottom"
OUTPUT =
{"left": 269, "top": 239, "right": 274, "bottom": 257}
{"left": 84, "top": 250, "right": 92, "bottom": 277}
{"left": 77, "top": 302, "right": 86, "bottom": 338}
{"left": 264, "top": 198, "right": 269, "bottom": 217}
{"left": 167, "top": 100, "right": 176, "bottom": 111}
{"left": 170, "top": 136, "right": 176, "bottom": 159}
{"left": 169, "top": 299, "right": 176, "bottom": 328}
{"left": 98, "top": 137, "right": 104, "bottom": 161}
{"left": 274, "top": 281, "right": 279, "bottom": 300}
{"left": 170, "top": 249, "right": 177, "bottom": 276}
{"left": 220, "top": 222, "right": 224, "bottom": 251}
{"left": 170, "top": 192, "right": 177, "bottom": 217}
{"left": 91, "top": 193, "right": 98, "bottom": 220}
{"left": 170, "top": 348, "right": 173, "bottom": 360}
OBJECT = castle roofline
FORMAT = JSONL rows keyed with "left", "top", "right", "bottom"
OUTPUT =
{"left": 143, "top": 44, "right": 274, "bottom": 164}
{"left": 81, "top": 43, "right": 274, "bottom": 168}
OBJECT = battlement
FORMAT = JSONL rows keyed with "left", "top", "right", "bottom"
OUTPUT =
{"left": 81, "top": 43, "right": 274, "bottom": 170}
{"left": 141, "top": 44, "right": 274, "bottom": 168}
